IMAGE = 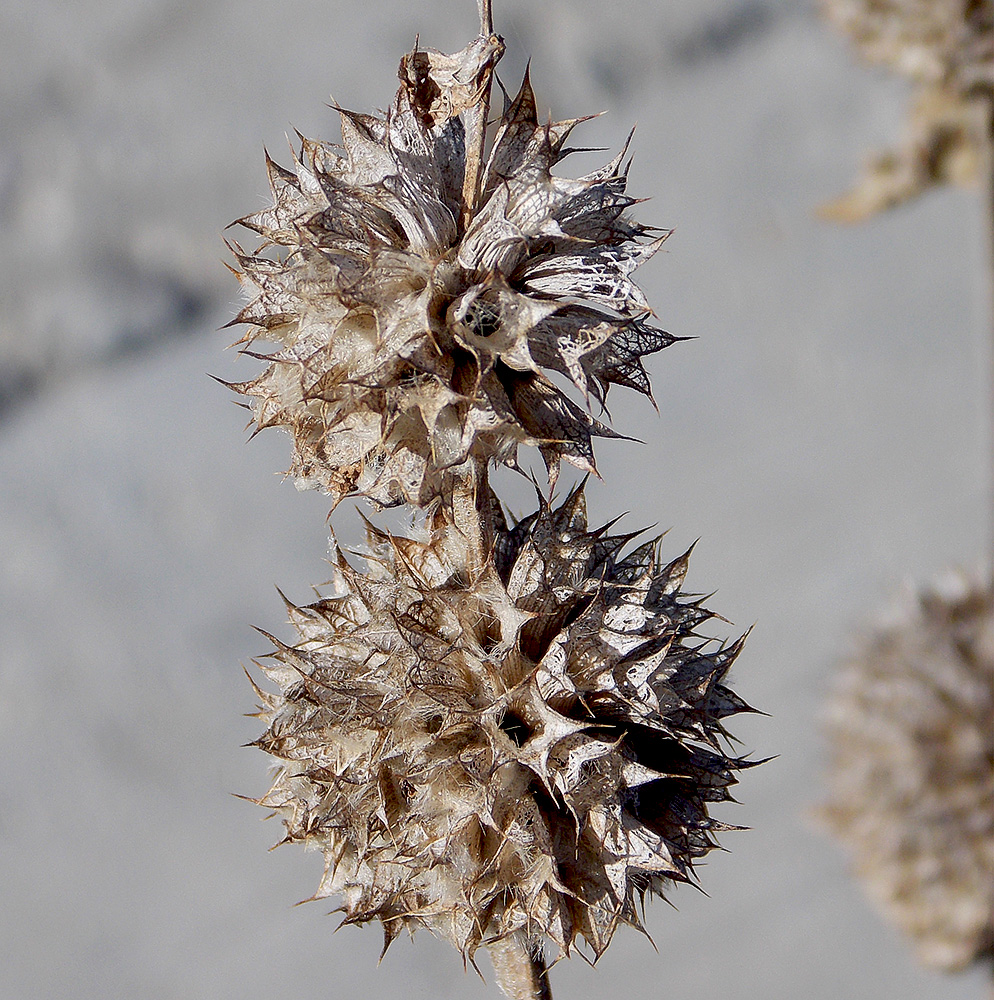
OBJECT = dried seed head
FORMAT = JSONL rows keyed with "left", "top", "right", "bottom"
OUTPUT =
{"left": 820, "top": 0, "right": 993, "bottom": 219}
{"left": 820, "top": 576, "right": 994, "bottom": 972}
{"left": 250, "top": 485, "right": 754, "bottom": 962}
{"left": 227, "top": 35, "right": 674, "bottom": 508}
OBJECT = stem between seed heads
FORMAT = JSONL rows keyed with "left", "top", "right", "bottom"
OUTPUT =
{"left": 488, "top": 935, "right": 553, "bottom": 1000}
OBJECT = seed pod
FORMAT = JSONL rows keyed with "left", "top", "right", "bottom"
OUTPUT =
{"left": 226, "top": 35, "right": 675, "bottom": 507}
{"left": 249, "top": 485, "right": 755, "bottom": 962}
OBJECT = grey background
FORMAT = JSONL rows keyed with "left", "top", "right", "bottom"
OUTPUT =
{"left": 1, "top": 1, "right": 989, "bottom": 998}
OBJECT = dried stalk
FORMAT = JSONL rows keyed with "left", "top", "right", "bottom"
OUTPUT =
{"left": 478, "top": 0, "right": 493, "bottom": 34}
{"left": 818, "top": 6, "right": 994, "bottom": 983}
{"left": 985, "top": 91, "right": 994, "bottom": 593}
{"left": 461, "top": 0, "right": 500, "bottom": 231}
{"left": 488, "top": 935, "right": 553, "bottom": 1000}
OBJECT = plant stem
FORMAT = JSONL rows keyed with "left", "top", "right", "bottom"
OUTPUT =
{"left": 479, "top": 0, "right": 493, "bottom": 35}
{"left": 985, "top": 91, "right": 994, "bottom": 597}
{"left": 488, "top": 934, "right": 553, "bottom": 1000}
{"left": 460, "top": 0, "right": 499, "bottom": 232}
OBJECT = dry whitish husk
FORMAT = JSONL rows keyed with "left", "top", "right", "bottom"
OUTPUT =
{"left": 821, "top": 575, "right": 994, "bottom": 972}
{"left": 820, "top": 0, "right": 993, "bottom": 219}
{"left": 248, "top": 485, "right": 757, "bottom": 963}
{"left": 225, "top": 33, "right": 675, "bottom": 509}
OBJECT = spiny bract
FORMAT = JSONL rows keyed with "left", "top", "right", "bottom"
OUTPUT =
{"left": 821, "top": 576, "right": 994, "bottom": 972}
{"left": 820, "top": 0, "right": 993, "bottom": 219}
{"left": 226, "top": 35, "right": 675, "bottom": 508}
{"left": 249, "top": 485, "right": 754, "bottom": 961}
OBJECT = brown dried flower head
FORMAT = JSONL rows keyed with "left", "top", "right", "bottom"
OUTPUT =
{"left": 249, "top": 484, "right": 754, "bottom": 962}
{"left": 821, "top": 576, "right": 994, "bottom": 972}
{"left": 226, "top": 34, "right": 674, "bottom": 508}
{"left": 820, "top": 0, "right": 993, "bottom": 219}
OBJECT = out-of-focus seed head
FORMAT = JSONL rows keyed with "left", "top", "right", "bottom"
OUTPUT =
{"left": 820, "top": 0, "right": 993, "bottom": 219}
{"left": 226, "top": 35, "right": 675, "bottom": 508}
{"left": 825, "top": 0, "right": 992, "bottom": 82}
{"left": 820, "top": 575, "right": 994, "bottom": 972}
{"left": 249, "top": 485, "right": 755, "bottom": 961}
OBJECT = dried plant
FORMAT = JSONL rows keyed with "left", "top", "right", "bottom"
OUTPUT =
{"left": 816, "top": 3, "right": 994, "bottom": 988}
{"left": 224, "top": 32, "right": 674, "bottom": 509}
{"left": 226, "top": 4, "right": 757, "bottom": 997}
{"left": 820, "top": 0, "right": 993, "bottom": 219}
{"left": 821, "top": 576, "right": 994, "bottom": 973}
{"left": 250, "top": 487, "right": 753, "bottom": 964}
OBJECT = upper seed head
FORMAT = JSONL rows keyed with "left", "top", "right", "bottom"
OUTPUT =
{"left": 227, "top": 37, "right": 675, "bottom": 507}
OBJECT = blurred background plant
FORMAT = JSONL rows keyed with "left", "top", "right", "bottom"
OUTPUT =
{"left": 817, "top": 0, "right": 994, "bottom": 988}
{"left": 821, "top": 576, "right": 993, "bottom": 976}
{"left": 819, "top": 0, "right": 992, "bottom": 220}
